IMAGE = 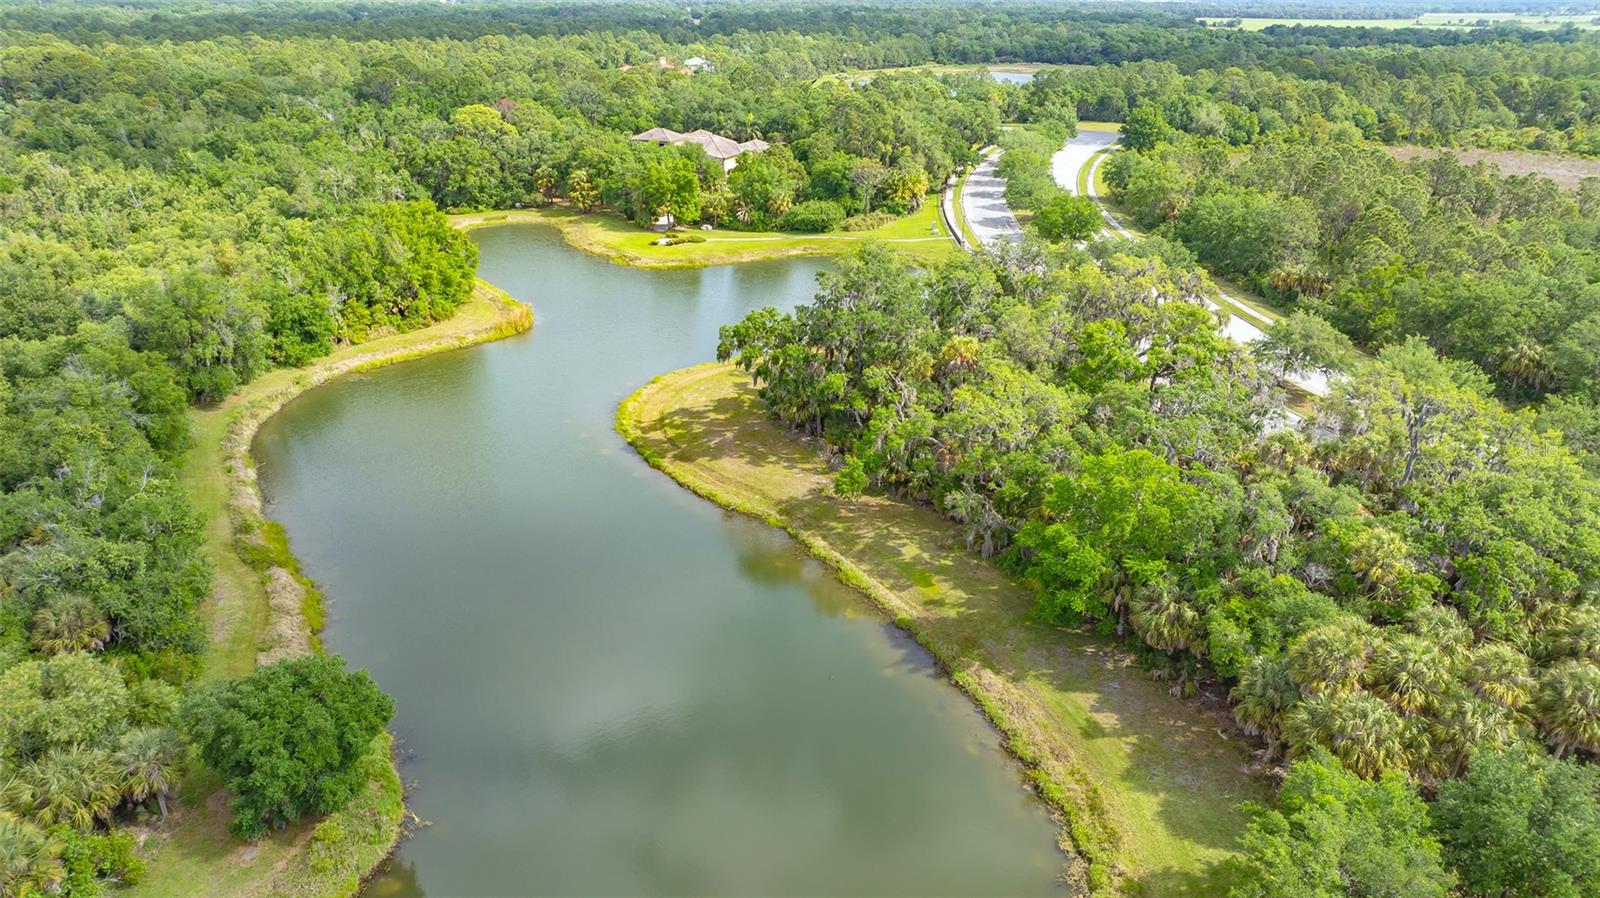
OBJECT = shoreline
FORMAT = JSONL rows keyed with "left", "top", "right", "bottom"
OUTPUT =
{"left": 131, "top": 281, "right": 532, "bottom": 898}
{"left": 617, "top": 362, "right": 1267, "bottom": 898}
{"left": 448, "top": 205, "right": 958, "bottom": 269}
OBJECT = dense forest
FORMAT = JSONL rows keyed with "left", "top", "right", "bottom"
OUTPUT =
{"left": 4, "top": 1, "right": 1600, "bottom": 896}
{"left": 720, "top": 237, "right": 1600, "bottom": 897}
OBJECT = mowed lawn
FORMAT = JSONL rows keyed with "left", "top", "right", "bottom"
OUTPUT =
{"left": 621, "top": 363, "right": 1268, "bottom": 897}
{"left": 451, "top": 201, "right": 958, "bottom": 267}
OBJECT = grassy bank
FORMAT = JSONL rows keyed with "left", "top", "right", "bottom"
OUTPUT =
{"left": 449, "top": 203, "right": 956, "bottom": 267}
{"left": 618, "top": 363, "right": 1267, "bottom": 898}
{"left": 128, "top": 281, "right": 532, "bottom": 898}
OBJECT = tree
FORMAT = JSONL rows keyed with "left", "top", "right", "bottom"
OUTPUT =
{"left": 179, "top": 656, "right": 393, "bottom": 838}
{"left": 1537, "top": 660, "right": 1600, "bottom": 758}
{"left": 1031, "top": 193, "right": 1102, "bottom": 242}
{"left": 1017, "top": 449, "right": 1205, "bottom": 630}
{"left": 1121, "top": 102, "right": 1173, "bottom": 152}
{"left": 567, "top": 169, "right": 600, "bottom": 212}
{"left": 0, "top": 813, "right": 63, "bottom": 898}
{"left": 28, "top": 596, "right": 108, "bottom": 656}
{"left": 1229, "top": 750, "right": 1453, "bottom": 898}
{"left": 1255, "top": 312, "right": 1359, "bottom": 380}
{"left": 2, "top": 747, "right": 122, "bottom": 831}
{"left": 114, "top": 728, "right": 181, "bottom": 818}
{"left": 1433, "top": 747, "right": 1600, "bottom": 898}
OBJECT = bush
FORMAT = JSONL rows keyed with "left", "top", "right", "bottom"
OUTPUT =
{"left": 179, "top": 655, "right": 393, "bottom": 838}
{"left": 843, "top": 211, "right": 897, "bottom": 231}
{"left": 779, "top": 199, "right": 846, "bottom": 233}
{"left": 656, "top": 233, "right": 707, "bottom": 246}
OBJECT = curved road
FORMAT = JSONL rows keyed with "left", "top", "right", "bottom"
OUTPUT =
{"left": 1051, "top": 130, "right": 1330, "bottom": 398}
{"left": 959, "top": 149, "right": 1023, "bottom": 246}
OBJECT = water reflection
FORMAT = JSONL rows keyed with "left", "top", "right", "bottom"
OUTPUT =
{"left": 255, "top": 224, "right": 1066, "bottom": 897}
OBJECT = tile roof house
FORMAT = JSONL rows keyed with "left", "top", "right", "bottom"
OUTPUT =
{"left": 630, "top": 127, "right": 769, "bottom": 171}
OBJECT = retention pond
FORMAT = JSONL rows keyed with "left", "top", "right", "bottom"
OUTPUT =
{"left": 252, "top": 224, "right": 1066, "bottom": 897}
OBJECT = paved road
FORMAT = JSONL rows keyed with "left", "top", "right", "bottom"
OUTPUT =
{"left": 1052, "top": 129, "right": 1119, "bottom": 198}
{"left": 960, "top": 149, "right": 1023, "bottom": 245}
{"left": 1052, "top": 131, "right": 1331, "bottom": 398}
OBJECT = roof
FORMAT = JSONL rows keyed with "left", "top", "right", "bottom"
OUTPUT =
{"left": 630, "top": 127, "right": 768, "bottom": 161}
{"left": 631, "top": 127, "right": 683, "bottom": 143}
{"left": 678, "top": 129, "right": 744, "bottom": 159}
{"left": 684, "top": 56, "right": 709, "bottom": 66}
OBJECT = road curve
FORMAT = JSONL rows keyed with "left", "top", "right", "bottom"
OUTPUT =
{"left": 960, "top": 148, "right": 1024, "bottom": 245}
{"left": 1052, "top": 130, "right": 1331, "bottom": 398}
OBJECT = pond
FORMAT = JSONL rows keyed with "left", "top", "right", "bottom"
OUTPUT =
{"left": 252, "top": 224, "right": 1067, "bottom": 897}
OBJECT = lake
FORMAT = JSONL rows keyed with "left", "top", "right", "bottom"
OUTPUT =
{"left": 252, "top": 224, "right": 1067, "bottom": 897}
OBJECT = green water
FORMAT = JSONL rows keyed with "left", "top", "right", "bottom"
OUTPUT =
{"left": 251, "top": 224, "right": 1066, "bottom": 897}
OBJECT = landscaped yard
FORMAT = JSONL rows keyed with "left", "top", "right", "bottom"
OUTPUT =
{"left": 451, "top": 202, "right": 957, "bottom": 267}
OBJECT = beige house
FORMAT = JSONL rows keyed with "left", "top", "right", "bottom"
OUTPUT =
{"left": 631, "top": 127, "right": 769, "bottom": 172}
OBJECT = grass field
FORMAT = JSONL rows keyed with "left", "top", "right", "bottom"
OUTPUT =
{"left": 127, "top": 284, "right": 532, "bottom": 898}
{"left": 451, "top": 203, "right": 957, "bottom": 268}
{"left": 1198, "top": 12, "right": 1600, "bottom": 29}
{"left": 619, "top": 363, "right": 1268, "bottom": 897}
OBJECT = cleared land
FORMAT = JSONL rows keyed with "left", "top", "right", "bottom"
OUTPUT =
{"left": 619, "top": 363, "right": 1267, "bottom": 898}
{"left": 450, "top": 203, "right": 956, "bottom": 267}
{"left": 127, "top": 284, "right": 532, "bottom": 898}
{"left": 1389, "top": 144, "right": 1600, "bottom": 190}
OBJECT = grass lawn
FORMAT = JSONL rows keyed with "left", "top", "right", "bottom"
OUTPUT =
{"left": 451, "top": 203, "right": 957, "bottom": 268}
{"left": 128, "top": 284, "right": 531, "bottom": 898}
{"left": 619, "top": 363, "right": 1268, "bottom": 897}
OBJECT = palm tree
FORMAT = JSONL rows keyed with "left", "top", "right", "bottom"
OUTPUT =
{"left": 1128, "top": 579, "right": 1200, "bottom": 655}
{"left": 0, "top": 813, "right": 63, "bottom": 898}
{"left": 28, "top": 595, "right": 109, "bottom": 656}
{"left": 1429, "top": 693, "right": 1524, "bottom": 778}
{"left": 3, "top": 747, "right": 121, "bottom": 831}
{"left": 1498, "top": 338, "right": 1550, "bottom": 395}
{"left": 1466, "top": 642, "right": 1535, "bottom": 712}
{"left": 1548, "top": 606, "right": 1600, "bottom": 664}
{"left": 1288, "top": 616, "right": 1378, "bottom": 696}
{"left": 1286, "top": 690, "right": 1411, "bottom": 779}
{"left": 1370, "top": 634, "right": 1451, "bottom": 714}
{"left": 942, "top": 489, "right": 1009, "bottom": 559}
{"left": 1405, "top": 604, "right": 1473, "bottom": 659}
{"left": 938, "top": 334, "right": 982, "bottom": 381}
{"left": 1232, "top": 655, "right": 1301, "bottom": 760}
{"left": 1537, "top": 659, "right": 1600, "bottom": 758}
{"left": 115, "top": 728, "right": 180, "bottom": 818}
{"left": 1346, "top": 524, "right": 1413, "bottom": 599}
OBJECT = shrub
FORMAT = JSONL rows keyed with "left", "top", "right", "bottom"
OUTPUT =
{"left": 834, "top": 455, "right": 868, "bottom": 499}
{"left": 179, "top": 655, "right": 393, "bottom": 838}
{"left": 843, "top": 211, "right": 897, "bottom": 231}
{"left": 656, "top": 233, "right": 707, "bottom": 246}
{"left": 779, "top": 199, "right": 846, "bottom": 233}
